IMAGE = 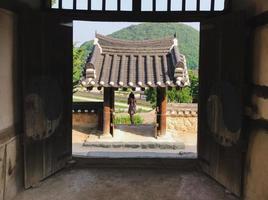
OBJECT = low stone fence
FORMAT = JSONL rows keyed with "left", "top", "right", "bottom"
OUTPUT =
{"left": 72, "top": 102, "right": 198, "bottom": 134}
{"left": 166, "top": 103, "right": 198, "bottom": 134}
{"left": 72, "top": 102, "right": 103, "bottom": 130}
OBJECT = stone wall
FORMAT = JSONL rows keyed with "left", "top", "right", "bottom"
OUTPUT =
{"left": 72, "top": 103, "right": 198, "bottom": 134}
{"left": 167, "top": 103, "right": 198, "bottom": 134}
{"left": 72, "top": 102, "right": 103, "bottom": 130}
{"left": 73, "top": 112, "right": 98, "bottom": 129}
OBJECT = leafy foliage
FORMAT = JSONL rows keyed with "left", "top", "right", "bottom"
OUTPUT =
{"left": 73, "top": 45, "right": 84, "bottom": 92}
{"left": 144, "top": 70, "right": 199, "bottom": 105}
{"left": 175, "top": 87, "right": 192, "bottom": 103}
{"left": 188, "top": 70, "right": 199, "bottom": 102}
{"left": 73, "top": 45, "right": 84, "bottom": 82}
{"left": 144, "top": 88, "right": 157, "bottom": 108}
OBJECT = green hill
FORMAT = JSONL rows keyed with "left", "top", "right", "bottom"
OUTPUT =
{"left": 79, "top": 23, "right": 199, "bottom": 70}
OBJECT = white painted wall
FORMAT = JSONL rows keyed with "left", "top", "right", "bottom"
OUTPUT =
{"left": 0, "top": 9, "right": 16, "bottom": 131}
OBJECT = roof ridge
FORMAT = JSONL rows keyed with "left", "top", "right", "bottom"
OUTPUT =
{"left": 95, "top": 33, "right": 174, "bottom": 45}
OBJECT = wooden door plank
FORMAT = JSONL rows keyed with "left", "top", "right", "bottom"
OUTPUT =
{"left": 198, "top": 13, "right": 246, "bottom": 197}
{"left": 22, "top": 12, "right": 72, "bottom": 188}
{"left": 4, "top": 137, "right": 22, "bottom": 200}
{"left": 0, "top": 145, "right": 5, "bottom": 200}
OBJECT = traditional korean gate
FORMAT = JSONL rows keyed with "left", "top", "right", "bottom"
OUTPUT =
{"left": 198, "top": 13, "right": 247, "bottom": 196}
{"left": 22, "top": 13, "right": 73, "bottom": 188}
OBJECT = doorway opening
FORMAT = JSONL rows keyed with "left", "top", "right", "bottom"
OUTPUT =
{"left": 72, "top": 21, "right": 199, "bottom": 158}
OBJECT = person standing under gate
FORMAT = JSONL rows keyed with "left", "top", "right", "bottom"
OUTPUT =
{"left": 128, "top": 92, "right": 136, "bottom": 125}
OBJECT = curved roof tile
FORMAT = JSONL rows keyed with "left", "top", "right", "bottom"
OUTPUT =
{"left": 82, "top": 34, "right": 189, "bottom": 88}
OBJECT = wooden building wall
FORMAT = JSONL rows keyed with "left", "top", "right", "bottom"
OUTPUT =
{"left": 232, "top": 1, "right": 268, "bottom": 200}
{"left": 0, "top": 9, "right": 23, "bottom": 200}
{"left": 1, "top": 1, "right": 268, "bottom": 200}
{"left": 0, "top": 0, "right": 41, "bottom": 10}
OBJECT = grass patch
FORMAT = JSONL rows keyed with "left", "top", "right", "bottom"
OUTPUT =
{"left": 114, "top": 115, "right": 144, "bottom": 125}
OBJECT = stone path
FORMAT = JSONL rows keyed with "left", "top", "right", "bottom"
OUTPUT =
{"left": 72, "top": 124, "right": 197, "bottom": 158}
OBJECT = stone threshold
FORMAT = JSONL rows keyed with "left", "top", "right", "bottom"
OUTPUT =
{"left": 83, "top": 141, "right": 185, "bottom": 150}
{"left": 73, "top": 150, "right": 196, "bottom": 159}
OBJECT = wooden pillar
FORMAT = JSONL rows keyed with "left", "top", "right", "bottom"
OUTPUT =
{"left": 157, "top": 87, "right": 167, "bottom": 137}
{"left": 97, "top": 110, "right": 103, "bottom": 131}
{"left": 103, "top": 87, "right": 111, "bottom": 136}
{"left": 133, "top": 0, "right": 141, "bottom": 13}
{"left": 110, "top": 88, "right": 115, "bottom": 136}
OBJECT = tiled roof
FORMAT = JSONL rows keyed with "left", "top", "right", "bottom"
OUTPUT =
{"left": 82, "top": 34, "right": 189, "bottom": 88}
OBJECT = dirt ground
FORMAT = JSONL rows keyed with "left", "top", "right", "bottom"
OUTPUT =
{"left": 14, "top": 167, "right": 238, "bottom": 200}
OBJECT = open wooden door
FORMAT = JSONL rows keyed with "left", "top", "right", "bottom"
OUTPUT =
{"left": 198, "top": 13, "right": 247, "bottom": 196}
{"left": 21, "top": 13, "right": 73, "bottom": 188}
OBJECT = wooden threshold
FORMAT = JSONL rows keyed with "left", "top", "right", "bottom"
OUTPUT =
{"left": 72, "top": 156, "right": 198, "bottom": 170}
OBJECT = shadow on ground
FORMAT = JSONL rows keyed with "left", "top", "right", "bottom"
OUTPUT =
{"left": 14, "top": 167, "right": 238, "bottom": 200}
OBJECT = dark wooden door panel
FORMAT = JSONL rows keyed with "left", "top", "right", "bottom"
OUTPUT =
{"left": 22, "top": 13, "right": 72, "bottom": 188}
{"left": 198, "top": 13, "right": 246, "bottom": 196}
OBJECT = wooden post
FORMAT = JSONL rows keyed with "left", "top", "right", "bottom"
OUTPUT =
{"left": 97, "top": 110, "right": 103, "bottom": 131}
{"left": 59, "top": 0, "right": 62, "bottom": 9}
{"left": 152, "top": 0, "right": 156, "bottom": 12}
{"left": 182, "top": 0, "right": 186, "bottom": 11}
{"left": 157, "top": 87, "right": 167, "bottom": 137}
{"left": 211, "top": 0, "right": 215, "bottom": 11}
{"left": 110, "top": 88, "right": 115, "bottom": 136}
{"left": 103, "top": 87, "right": 111, "bottom": 136}
{"left": 117, "top": 0, "right": 121, "bottom": 11}
{"left": 73, "top": 0, "right": 77, "bottom": 10}
{"left": 167, "top": 0, "right": 171, "bottom": 11}
{"left": 133, "top": 0, "right": 141, "bottom": 13}
{"left": 88, "top": 0, "right": 91, "bottom": 11}
{"left": 43, "top": 0, "right": 52, "bottom": 9}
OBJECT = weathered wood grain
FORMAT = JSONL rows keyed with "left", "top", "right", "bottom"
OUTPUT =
{"left": 198, "top": 13, "right": 246, "bottom": 197}
{"left": 0, "top": 126, "right": 16, "bottom": 145}
{"left": 157, "top": 88, "right": 167, "bottom": 137}
{"left": 103, "top": 88, "right": 111, "bottom": 136}
{"left": 0, "top": 144, "right": 5, "bottom": 200}
{"left": 22, "top": 12, "right": 72, "bottom": 188}
{"left": 4, "top": 137, "right": 22, "bottom": 200}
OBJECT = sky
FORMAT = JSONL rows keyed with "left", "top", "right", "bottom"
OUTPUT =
{"left": 53, "top": 0, "right": 226, "bottom": 45}
{"left": 73, "top": 22, "right": 200, "bottom": 46}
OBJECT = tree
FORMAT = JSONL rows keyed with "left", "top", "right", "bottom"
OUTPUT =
{"left": 73, "top": 45, "right": 84, "bottom": 93}
{"left": 188, "top": 70, "right": 199, "bottom": 102}
{"left": 144, "top": 70, "right": 198, "bottom": 105}
{"left": 145, "top": 86, "right": 193, "bottom": 107}
{"left": 144, "top": 88, "right": 157, "bottom": 108}
{"left": 175, "top": 87, "right": 192, "bottom": 103}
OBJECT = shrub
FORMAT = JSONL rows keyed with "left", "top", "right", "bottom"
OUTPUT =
{"left": 114, "top": 115, "right": 144, "bottom": 125}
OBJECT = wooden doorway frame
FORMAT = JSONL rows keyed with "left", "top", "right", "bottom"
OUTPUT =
{"left": 102, "top": 88, "right": 168, "bottom": 139}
